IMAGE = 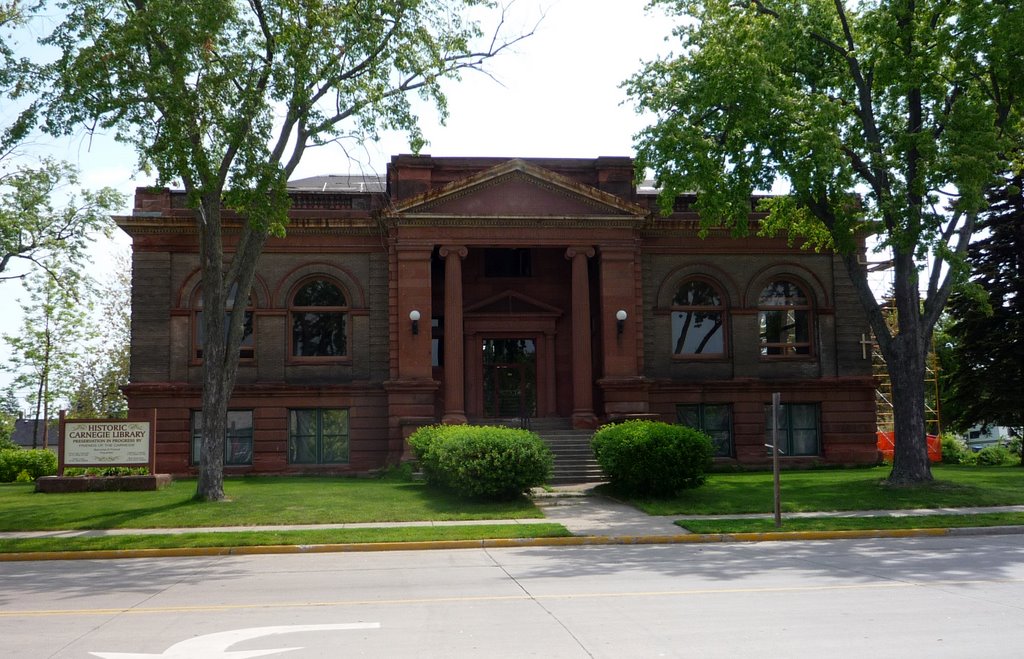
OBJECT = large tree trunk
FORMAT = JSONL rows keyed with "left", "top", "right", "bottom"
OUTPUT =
{"left": 885, "top": 334, "right": 933, "bottom": 484}
{"left": 884, "top": 248, "right": 934, "bottom": 484}
{"left": 195, "top": 193, "right": 229, "bottom": 502}
{"left": 193, "top": 191, "right": 268, "bottom": 502}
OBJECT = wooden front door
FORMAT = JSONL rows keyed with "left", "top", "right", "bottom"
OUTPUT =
{"left": 482, "top": 338, "right": 537, "bottom": 418}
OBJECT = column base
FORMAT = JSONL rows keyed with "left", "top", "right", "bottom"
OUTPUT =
{"left": 441, "top": 412, "right": 468, "bottom": 425}
{"left": 570, "top": 411, "right": 599, "bottom": 429}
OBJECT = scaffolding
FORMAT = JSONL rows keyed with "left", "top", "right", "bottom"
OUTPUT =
{"left": 873, "top": 337, "right": 942, "bottom": 436}
{"left": 871, "top": 300, "right": 943, "bottom": 437}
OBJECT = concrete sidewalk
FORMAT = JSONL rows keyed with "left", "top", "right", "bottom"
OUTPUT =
{"left": 3, "top": 485, "right": 1024, "bottom": 541}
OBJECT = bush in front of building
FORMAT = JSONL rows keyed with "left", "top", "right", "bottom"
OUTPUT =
{"left": 975, "top": 445, "right": 1015, "bottom": 466}
{"left": 0, "top": 448, "right": 58, "bottom": 482}
{"left": 408, "top": 424, "right": 553, "bottom": 500}
{"left": 591, "top": 420, "right": 713, "bottom": 497}
{"left": 940, "top": 434, "right": 973, "bottom": 465}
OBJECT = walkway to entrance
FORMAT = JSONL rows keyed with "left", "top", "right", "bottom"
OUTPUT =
{"left": 468, "top": 416, "right": 605, "bottom": 484}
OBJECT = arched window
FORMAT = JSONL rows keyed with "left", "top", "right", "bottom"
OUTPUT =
{"left": 758, "top": 280, "right": 811, "bottom": 356}
{"left": 194, "top": 284, "right": 254, "bottom": 360}
{"left": 672, "top": 279, "right": 725, "bottom": 356}
{"left": 291, "top": 279, "right": 348, "bottom": 357}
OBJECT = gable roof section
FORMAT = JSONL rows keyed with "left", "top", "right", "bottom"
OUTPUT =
{"left": 465, "top": 290, "right": 563, "bottom": 317}
{"left": 389, "top": 159, "right": 648, "bottom": 220}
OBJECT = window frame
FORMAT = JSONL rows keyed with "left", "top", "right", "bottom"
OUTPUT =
{"left": 190, "top": 409, "right": 254, "bottom": 466}
{"left": 764, "top": 403, "right": 820, "bottom": 456}
{"left": 676, "top": 403, "right": 734, "bottom": 457}
{"left": 670, "top": 278, "right": 728, "bottom": 359}
{"left": 288, "top": 277, "right": 350, "bottom": 362}
{"left": 757, "top": 279, "right": 813, "bottom": 358}
{"left": 288, "top": 408, "right": 350, "bottom": 465}
{"left": 192, "top": 284, "right": 255, "bottom": 361}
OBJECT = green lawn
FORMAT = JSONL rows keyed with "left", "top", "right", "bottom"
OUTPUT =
{"left": 615, "top": 465, "right": 1024, "bottom": 516}
{"left": 0, "top": 476, "right": 541, "bottom": 532}
{"left": 0, "top": 523, "right": 571, "bottom": 554}
{"left": 3, "top": 466, "right": 1022, "bottom": 554}
{"left": 679, "top": 512, "right": 1024, "bottom": 534}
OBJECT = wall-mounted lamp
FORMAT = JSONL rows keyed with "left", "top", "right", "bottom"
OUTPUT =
{"left": 616, "top": 309, "right": 627, "bottom": 336}
{"left": 409, "top": 309, "right": 421, "bottom": 335}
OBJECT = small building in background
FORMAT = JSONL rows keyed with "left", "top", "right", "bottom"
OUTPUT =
{"left": 10, "top": 419, "right": 60, "bottom": 452}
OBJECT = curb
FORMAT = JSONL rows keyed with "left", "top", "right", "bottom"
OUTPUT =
{"left": 3, "top": 525, "right": 1022, "bottom": 562}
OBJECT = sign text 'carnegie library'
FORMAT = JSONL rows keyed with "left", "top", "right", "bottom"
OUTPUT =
{"left": 64, "top": 421, "right": 151, "bottom": 466}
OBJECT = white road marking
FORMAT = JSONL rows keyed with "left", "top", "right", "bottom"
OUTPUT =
{"left": 89, "top": 622, "right": 381, "bottom": 659}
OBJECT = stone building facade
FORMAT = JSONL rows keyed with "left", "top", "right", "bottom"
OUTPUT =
{"left": 118, "top": 155, "right": 879, "bottom": 475}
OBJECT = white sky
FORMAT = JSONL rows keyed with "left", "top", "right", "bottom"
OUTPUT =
{"left": 0, "top": 0, "right": 674, "bottom": 404}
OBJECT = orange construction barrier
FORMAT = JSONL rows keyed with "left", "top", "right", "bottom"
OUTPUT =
{"left": 876, "top": 431, "right": 942, "bottom": 463}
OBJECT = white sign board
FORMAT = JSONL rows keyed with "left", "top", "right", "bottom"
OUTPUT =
{"left": 63, "top": 421, "right": 151, "bottom": 466}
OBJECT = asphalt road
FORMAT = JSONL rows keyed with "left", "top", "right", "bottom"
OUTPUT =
{"left": 3, "top": 534, "right": 1024, "bottom": 658}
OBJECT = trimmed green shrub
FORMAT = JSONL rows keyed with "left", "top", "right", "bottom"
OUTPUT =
{"left": 0, "top": 448, "right": 58, "bottom": 482}
{"left": 1008, "top": 436, "right": 1022, "bottom": 462}
{"left": 940, "top": 434, "right": 972, "bottom": 465}
{"left": 591, "top": 420, "right": 713, "bottom": 497}
{"left": 61, "top": 466, "right": 151, "bottom": 477}
{"left": 408, "top": 424, "right": 552, "bottom": 500}
{"left": 976, "top": 445, "right": 1013, "bottom": 466}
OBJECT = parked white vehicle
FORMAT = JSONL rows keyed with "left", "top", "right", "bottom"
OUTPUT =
{"left": 965, "top": 425, "right": 1012, "bottom": 451}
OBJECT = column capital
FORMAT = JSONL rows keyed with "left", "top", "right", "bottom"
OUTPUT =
{"left": 565, "top": 246, "right": 595, "bottom": 260}
{"left": 439, "top": 245, "right": 468, "bottom": 260}
{"left": 395, "top": 246, "right": 433, "bottom": 261}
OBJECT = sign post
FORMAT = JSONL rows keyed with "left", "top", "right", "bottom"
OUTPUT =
{"left": 772, "top": 392, "right": 782, "bottom": 529}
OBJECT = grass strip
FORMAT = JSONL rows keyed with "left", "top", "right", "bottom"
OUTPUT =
{"left": 620, "top": 465, "right": 1024, "bottom": 516}
{"left": 0, "top": 523, "right": 571, "bottom": 554}
{"left": 677, "top": 512, "right": 1024, "bottom": 534}
{"left": 0, "top": 477, "right": 541, "bottom": 531}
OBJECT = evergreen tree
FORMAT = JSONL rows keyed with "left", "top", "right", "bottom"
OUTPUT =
{"left": 944, "top": 174, "right": 1024, "bottom": 457}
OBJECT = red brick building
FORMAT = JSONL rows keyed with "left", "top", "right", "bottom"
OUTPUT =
{"left": 119, "top": 155, "right": 879, "bottom": 475}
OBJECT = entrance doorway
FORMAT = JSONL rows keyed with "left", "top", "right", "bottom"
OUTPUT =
{"left": 482, "top": 339, "right": 537, "bottom": 417}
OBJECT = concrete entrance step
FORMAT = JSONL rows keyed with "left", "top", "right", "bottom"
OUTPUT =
{"left": 468, "top": 417, "right": 605, "bottom": 484}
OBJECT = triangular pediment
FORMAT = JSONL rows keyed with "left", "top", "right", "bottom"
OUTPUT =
{"left": 391, "top": 159, "right": 647, "bottom": 219}
{"left": 465, "top": 290, "right": 563, "bottom": 317}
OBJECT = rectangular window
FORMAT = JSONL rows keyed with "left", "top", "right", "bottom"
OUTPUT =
{"left": 759, "top": 309, "right": 810, "bottom": 356}
{"left": 677, "top": 404, "right": 733, "bottom": 457}
{"left": 672, "top": 311, "right": 724, "bottom": 355}
{"left": 484, "top": 248, "right": 532, "bottom": 277}
{"left": 289, "top": 408, "right": 349, "bottom": 464}
{"left": 764, "top": 403, "right": 819, "bottom": 456}
{"left": 190, "top": 410, "right": 253, "bottom": 466}
{"left": 431, "top": 317, "right": 443, "bottom": 367}
{"left": 195, "top": 311, "right": 254, "bottom": 359}
{"left": 291, "top": 311, "right": 346, "bottom": 357}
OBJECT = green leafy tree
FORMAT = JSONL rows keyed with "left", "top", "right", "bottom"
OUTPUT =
{"left": 0, "top": 385, "right": 20, "bottom": 449}
{"left": 67, "top": 251, "right": 131, "bottom": 419}
{"left": 0, "top": 383, "right": 20, "bottom": 415}
{"left": 0, "top": 411, "right": 15, "bottom": 450}
{"left": 626, "top": 0, "right": 1023, "bottom": 484}
{"left": 0, "top": 0, "right": 38, "bottom": 150}
{"left": 2, "top": 262, "right": 93, "bottom": 448}
{"left": 41, "top": 0, "right": 532, "bottom": 500}
{"left": 2, "top": 4, "right": 121, "bottom": 288}
{"left": 0, "top": 158, "right": 123, "bottom": 286}
{"left": 943, "top": 174, "right": 1024, "bottom": 458}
